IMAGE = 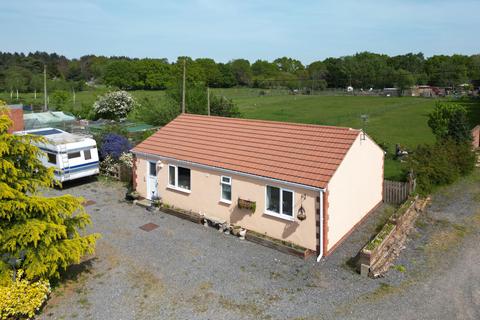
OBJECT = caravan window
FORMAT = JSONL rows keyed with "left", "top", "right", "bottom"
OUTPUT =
{"left": 84, "top": 149, "right": 92, "bottom": 160}
{"left": 47, "top": 153, "right": 57, "bottom": 164}
{"left": 68, "top": 152, "right": 81, "bottom": 159}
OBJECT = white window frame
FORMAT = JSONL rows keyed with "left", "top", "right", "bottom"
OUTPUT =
{"left": 167, "top": 164, "right": 191, "bottom": 193}
{"left": 220, "top": 176, "right": 232, "bottom": 204}
{"left": 264, "top": 185, "right": 295, "bottom": 221}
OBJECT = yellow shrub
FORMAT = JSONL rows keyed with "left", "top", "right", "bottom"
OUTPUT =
{"left": 0, "top": 270, "right": 51, "bottom": 320}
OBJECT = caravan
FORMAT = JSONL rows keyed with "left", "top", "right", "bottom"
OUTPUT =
{"left": 15, "top": 128, "right": 99, "bottom": 182}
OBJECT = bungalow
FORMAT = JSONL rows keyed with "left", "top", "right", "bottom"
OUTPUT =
{"left": 131, "top": 114, "right": 384, "bottom": 260}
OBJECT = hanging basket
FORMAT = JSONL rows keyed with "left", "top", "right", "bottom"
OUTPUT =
{"left": 297, "top": 206, "right": 306, "bottom": 221}
{"left": 238, "top": 198, "right": 256, "bottom": 213}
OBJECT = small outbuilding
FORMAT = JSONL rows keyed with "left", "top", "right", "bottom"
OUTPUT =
{"left": 132, "top": 114, "right": 384, "bottom": 260}
{"left": 2, "top": 104, "right": 24, "bottom": 133}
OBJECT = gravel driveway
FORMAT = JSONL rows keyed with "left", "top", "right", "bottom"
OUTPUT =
{"left": 38, "top": 170, "right": 480, "bottom": 320}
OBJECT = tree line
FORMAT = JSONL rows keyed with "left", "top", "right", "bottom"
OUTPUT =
{"left": 1, "top": 51, "right": 480, "bottom": 93}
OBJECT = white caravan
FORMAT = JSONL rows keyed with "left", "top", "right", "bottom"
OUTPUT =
{"left": 15, "top": 128, "right": 99, "bottom": 182}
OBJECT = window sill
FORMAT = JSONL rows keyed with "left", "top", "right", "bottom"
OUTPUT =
{"left": 263, "top": 210, "right": 295, "bottom": 222}
{"left": 167, "top": 185, "right": 191, "bottom": 194}
{"left": 219, "top": 199, "right": 232, "bottom": 205}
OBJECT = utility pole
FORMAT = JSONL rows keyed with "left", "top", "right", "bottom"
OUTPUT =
{"left": 207, "top": 87, "right": 210, "bottom": 116}
{"left": 181, "top": 59, "right": 186, "bottom": 114}
{"left": 73, "top": 88, "right": 76, "bottom": 106}
{"left": 43, "top": 65, "right": 48, "bottom": 111}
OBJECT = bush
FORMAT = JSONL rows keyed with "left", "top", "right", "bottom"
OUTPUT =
{"left": 100, "top": 133, "right": 132, "bottom": 160}
{"left": 0, "top": 270, "right": 50, "bottom": 320}
{"left": 129, "top": 96, "right": 179, "bottom": 126}
{"left": 50, "top": 90, "right": 70, "bottom": 111}
{"left": 428, "top": 102, "right": 471, "bottom": 144}
{"left": 93, "top": 91, "right": 137, "bottom": 120}
{"left": 407, "top": 140, "right": 476, "bottom": 194}
{"left": 210, "top": 96, "right": 242, "bottom": 118}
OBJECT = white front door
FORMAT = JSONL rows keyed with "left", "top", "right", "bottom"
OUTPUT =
{"left": 146, "top": 161, "right": 158, "bottom": 200}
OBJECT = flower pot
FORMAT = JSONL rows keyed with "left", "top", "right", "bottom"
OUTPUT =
{"left": 232, "top": 226, "right": 242, "bottom": 236}
{"left": 239, "top": 229, "right": 247, "bottom": 240}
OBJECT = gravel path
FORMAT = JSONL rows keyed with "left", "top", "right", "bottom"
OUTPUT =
{"left": 38, "top": 170, "right": 480, "bottom": 320}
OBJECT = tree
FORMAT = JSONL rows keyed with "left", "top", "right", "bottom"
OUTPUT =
{"left": 425, "top": 55, "right": 469, "bottom": 87}
{"left": 210, "top": 95, "right": 241, "bottom": 118}
{"left": 273, "top": 57, "right": 304, "bottom": 74}
{"left": 50, "top": 90, "right": 70, "bottom": 111}
{"left": 388, "top": 53, "right": 425, "bottom": 75}
{"left": 142, "top": 59, "right": 171, "bottom": 90}
{"left": 217, "top": 63, "right": 237, "bottom": 88}
{"left": 93, "top": 91, "right": 137, "bottom": 120}
{"left": 104, "top": 60, "right": 141, "bottom": 89}
{"left": 129, "top": 96, "right": 179, "bottom": 126}
{"left": 0, "top": 101, "right": 99, "bottom": 281}
{"left": 393, "top": 69, "right": 415, "bottom": 95}
{"left": 196, "top": 58, "right": 223, "bottom": 88}
{"left": 4, "top": 66, "right": 31, "bottom": 93}
{"left": 251, "top": 60, "right": 279, "bottom": 77}
{"left": 29, "top": 74, "right": 44, "bottom": 96}
{"left": 428, "top": 102, "right": 472, "bottom": 144}
{"left": 307, "top": 61, "right": 328, "bottom": 90}
{"left": 229, "top": 59, "right": 252, "bottom": 86}
{"left": 324, "top": 57, "right": 348, "bottom": 88}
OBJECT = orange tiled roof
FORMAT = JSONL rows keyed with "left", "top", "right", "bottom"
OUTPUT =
{"left": 132, "top": 114, "right": 361, "bottom": 189}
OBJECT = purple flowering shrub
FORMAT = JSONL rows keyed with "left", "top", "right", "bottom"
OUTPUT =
{"left": 100, "top": 133, "right": 132, "bottom": 159}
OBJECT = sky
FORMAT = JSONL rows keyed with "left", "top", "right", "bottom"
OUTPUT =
{"left": 0, "top": 0, "right": 479, "bottom": 64}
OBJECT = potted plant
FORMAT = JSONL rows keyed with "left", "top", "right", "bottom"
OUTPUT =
{"left": 231, "top": 225, "right": 246, "bottom": 239}
{"left": 125, "top": 190, "right": 140, "bottom": 202}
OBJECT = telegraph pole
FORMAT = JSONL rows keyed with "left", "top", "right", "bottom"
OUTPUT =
{"left": 182, "top": 59, "right": 186, "bottom": 114}
{"left": 207, "top": 87, "right": 210, "bottom": 116}
{"left": 43, "top": 65, "right": 48, "bottom": 111}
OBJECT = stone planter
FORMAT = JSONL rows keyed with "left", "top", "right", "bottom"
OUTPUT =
{"left": 245, "top": 230, "right": 314, "bottom": 260}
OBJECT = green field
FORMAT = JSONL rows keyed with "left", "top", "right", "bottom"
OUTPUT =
{"left": 3, "top": 88, "right": 479, "bottom": 180}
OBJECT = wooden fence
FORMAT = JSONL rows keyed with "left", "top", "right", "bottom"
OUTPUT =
{"left": 101, "top": 163, "right": 132, "bottom": 183}
{"left": 383, "top": 179, "right": 415, "bottom": 204}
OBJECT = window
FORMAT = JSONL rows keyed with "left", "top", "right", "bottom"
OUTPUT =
{"left": 84, "top": 149, "right": 92, "bottom": 160}
{"left": 168, "top": 165, "right": 191, "bottom": 191}
{"left": 47, "top": 153, "right": 56, "bottom": 164}
{"left": 149, "top": 162, "right": 156, "bottom": 177}
{"left": 168, "top": 165, "right": 176, "bottom": 185}
{"left": 68, "top": 151, "right": 81, "bottom": 159}
{"left": 220, "top": 176, "right": 232, "bottom": 202}
{"left": 265, "top": 185, "right": 294, "bottom": 220}
{"left": 178, "top": 167, "right": 191, "bottom": 190}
